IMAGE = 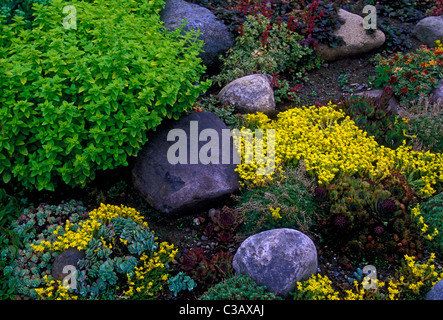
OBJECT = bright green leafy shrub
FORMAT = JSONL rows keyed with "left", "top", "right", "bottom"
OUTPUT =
{"left": 200, "top": 274, "right": 281, "bottom": 300}
{"left": 0, "top": 0, "right": 210, "bottom": 190}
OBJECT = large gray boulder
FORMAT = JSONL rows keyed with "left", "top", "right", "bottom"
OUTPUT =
{"left": 132, "top": 112, "right": 240, "bottom": 216}
{"left": 316, "top": 9, "right": 385, "bottom": 62}
{"left": 412, "top": 16, "right": 443, "bottom": 48}
{"left": 232, "top": 228, "right": 318, "bottom": 297}
{"left": 425, "top": 279, "right": 443, "bottom": 300}
{"left": 160, "top": 0, "right": 234, "bottom": 70}
{"left": 218, "top": 74, "right": 276, "bottom": 116}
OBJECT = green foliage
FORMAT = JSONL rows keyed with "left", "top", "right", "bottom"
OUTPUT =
{"left": 0, "top": 0, "right": 210, "bottom": 191}
{"left": 409, "top": 114, "right": 443, "bottom": 154}
{"left": 419, "top": 192, "right": 443, "bottom": 256}
{"left": 372, "top": 46, "right": 443, "bottom": 103}
{"left": 338, "top": 86, "right": 409, "bottom": 150}
{"left": 378, "top": 22, "right": 413, "bottom": 53}
{"left": 402, "top": 98, "right": 443, "bottom": 154}
{"left": 234, "top": 165, "right": 317, "bottom": 236}
{"left": 167, "top": 271, "right": 197, "bottom": 297}
{"left": 0, "top": 0, "right": 50, "bottom": 25}
{"left": 0, "top": 188, "right": 26, "bottom": 299}
{"left": 375, "top": 0, "right": 429, "bottom": 23}
{"left": 300, "top": 0, "right": 346, "bottom": 48}
{"left": 200, "top": 274, "right": 281, "bottom": 300}
{"left": 213, "top": 13, "right": 321, "bottom": 86}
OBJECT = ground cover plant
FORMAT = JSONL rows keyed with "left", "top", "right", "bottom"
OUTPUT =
{"left": 3, "top": 202, "right": 181, "bottom": 299}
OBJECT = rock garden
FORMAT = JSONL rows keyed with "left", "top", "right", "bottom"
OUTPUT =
{"left": 0, "top": 0, "right": 442, "bottom": 302}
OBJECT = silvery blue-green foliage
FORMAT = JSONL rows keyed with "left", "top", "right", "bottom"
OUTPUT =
{"left": 114, "top": 256, "right": 138, "bottom": 275}
{"left": 73, "top": 217, "right": 157, "bottom": 298}
{"left": 168, "top": 272, "right": 197, "bottom": 297}
{"left": 3, "top": 200, "right": 88, "bottom": 298}
{"left": 347, "top": 267, "right": 364, "bottom": 283}
{"left": 113, "top": 216, "right": 157, "bottom": 255}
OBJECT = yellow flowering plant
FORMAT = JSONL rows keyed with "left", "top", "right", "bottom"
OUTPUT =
{"left": 26, "top": 203, "right": 178, "bottom": 300}
{"left": 292, "top": 254, "right": 443, "bottom": 300}
{"left": 235, "top": 104, "right": 442, "bottom": 198}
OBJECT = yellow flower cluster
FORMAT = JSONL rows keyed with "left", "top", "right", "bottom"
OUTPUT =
{"left": 34, "top": 275, "right": 78, "bottom": 300}
{"left": 31, "top": 203, "right": 149, "bottom": 253}
{"left": 295, "top": 274, "right": 340, "bottom": 300}
{"left": 123, "top": 242, "right": 177, "bottom": 298}
{"left": 411, "top": 203, "right": 439, "bottom": 240}
{"left": 343, "top": 279, "right": 386, "bottom": 300}
{"left": 294, "top": 254, "right": 443, "bottom": 300}
{"left": 387, "top": 253, "right": 443, "bottom": 300}
{"left": 269, "top": 207, "right": 282, "bottom": 220}
{"left": 235, "top": 104, "right": 442, "bottom": 197}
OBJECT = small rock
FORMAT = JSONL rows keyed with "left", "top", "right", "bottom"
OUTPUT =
{"left": 218, "top": 74, "right": 276, "bottom": 116}
{"left": 160, "top": 0, "right": 234, "bottom": 70}
{"left": 232, "top": 228, "right": 318, "bottom": 297}
{"left": 430, "top": 78, "right": 443, "bottom": 104}
{"left": 52, "top": 248, "right": 85, "bottom": 281}
{"left": 316, "top": 9, "right": 385, "bottom": 62}
{"left": 412, "top": 16, "right": 443, "bottom": 48}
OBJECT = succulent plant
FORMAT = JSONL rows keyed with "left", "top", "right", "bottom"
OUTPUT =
{"left": 168, "top": 272, "right": 197, "bottom": 297}
{"left": 204, "top": 206, "right": 243, "bottom": 245}
{"left": 338, "top": 88, "right": 409, "bottom": 149}
{"left": 3, "top": 200, "right": 88, "bottom": 298}
{"left": 181, "top": 248, "right": 234, "bottom": 285}
{"left": 316, "top": 175, "right": 425, "bottom": 264}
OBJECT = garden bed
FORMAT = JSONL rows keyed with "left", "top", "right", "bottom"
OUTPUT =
{"left": 1, "top": 0, "right": 443, "bottom": 302}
